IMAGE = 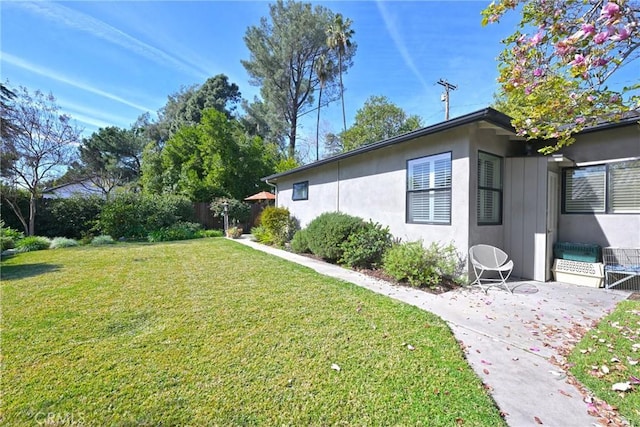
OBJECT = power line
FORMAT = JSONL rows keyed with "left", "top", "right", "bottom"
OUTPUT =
{"left": 437, "top": 79, "right": 457, "bottom": 120}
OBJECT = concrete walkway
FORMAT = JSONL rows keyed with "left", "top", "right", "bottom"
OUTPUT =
{"left": 233, "top": 236, "right": 633, "bottom": 426}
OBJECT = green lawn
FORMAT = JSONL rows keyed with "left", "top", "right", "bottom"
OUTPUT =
{"left": 569, "top": 300, "right": 640, "bottom": 425}
{"left": 2, "top": 239, "right": 506, "bottom": 426}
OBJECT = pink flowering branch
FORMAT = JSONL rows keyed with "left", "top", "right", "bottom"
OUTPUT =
{"left": 482, "top": 0, "right": 640, "bottom": 152}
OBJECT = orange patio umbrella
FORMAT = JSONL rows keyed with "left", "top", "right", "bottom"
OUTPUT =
{"left": 244, "top": 191, "right": 276, "bottom": 201}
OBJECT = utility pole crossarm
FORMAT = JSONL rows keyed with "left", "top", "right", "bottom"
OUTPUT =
{"left": 437, "top": 79, "right": 457, "bottom": 120}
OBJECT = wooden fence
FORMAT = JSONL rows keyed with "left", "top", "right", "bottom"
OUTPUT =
{"left": 193, "top": 202, "right": 222, "bottom": 230}
{"left": 192, "top": 202, "right": 267, "bottom": 231}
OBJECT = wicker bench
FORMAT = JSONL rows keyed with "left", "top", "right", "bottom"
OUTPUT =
{"left": 603, "top": 248, "right": 640, "bottom": 290}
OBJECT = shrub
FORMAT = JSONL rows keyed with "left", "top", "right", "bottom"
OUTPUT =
{"left": 199, "top": 229, "right": 224, "bottom": 238}
{"left": 258, "top": 207, "right": 297, "bottom": 247}
{"left": 305, "top": 212, "right": 364, "bottom": 261}
{"left": 148, "top": 222, "right": 203, "bottom": 242}
{"left": 226, "top": 226, "right": 243, "bottom": 239}
{"left": 99, "top": 193, "right": 195, "bottom": 239}
{"left": 251, "top": 225, "right": 273, "bottom": 245}
{"left": 290, "top": 229, "right": 311, "bottom": 253}
{"left": 15, "top": 236, "right": 51, "bottom": 253}
{"left": 1, "top": 221, "right": 24, "bottom": 251}
{"left": 382, "top": 240, "right": 465, "bottom": 288}
{"left": 91, "top": 235, "right": 115, "bottom": 245}
{"left": 339, "top": 221, "right": 393, "bottom": 268}
{"left": 210, "top": 198, "right": 251, "bottom": 226}
{"left": 430, "top": 242, "right": 466, "bottom": 284}
{"left": 49, "top": 237, "right": 80, "bottom": 249}
{"left": 1, "top": 237, "right": 15, "bottom": 251}
{"left": 45, "top": 195, "right": 105, "bottom": 239}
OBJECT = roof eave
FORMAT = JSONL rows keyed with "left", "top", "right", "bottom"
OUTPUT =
{"left": 263, "top": 107, "right": 515, "bottom": 182}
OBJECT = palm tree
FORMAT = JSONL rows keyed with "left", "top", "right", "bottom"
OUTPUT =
{"left": 327, "top": 14, "right": 354, "bottom": 133}
{"left": 314, "top": 54, "right": 332, "bottom": 161}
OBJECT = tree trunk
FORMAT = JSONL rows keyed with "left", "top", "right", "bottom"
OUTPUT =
{"left": 289, "top": 114, "right": 297, "bottom": 159}
{"left": 28, "top": 193, "right": 36, "bottom": 236}
{"left": 339, "top": 53, "right": 346, "bottom": 133}
{"left": 316, "top": 86, "right": 323, "bottom": 161}
{"left": 2, "top": 196, "right": 29, "bottom": 235}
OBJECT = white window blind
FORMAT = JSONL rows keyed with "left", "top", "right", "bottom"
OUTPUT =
{"left": 609, "top": 160, "right": 640, "bottom": 213}
{"left": 564, "top": 166, "right": 606, "bottom": 213}
{"left": 407, "top": 153, "right": 451, "bottom": 223}
{"left": 477, "top": 152, "right": 502, "bottom": 225}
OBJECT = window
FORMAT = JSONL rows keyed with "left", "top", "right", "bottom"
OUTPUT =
{"left": 477, "top": 151, "right": 503, "bottom": 225}
{"left": 407, "top": 152, "right": 451, "bottom": 224}
{"left": 609, "top": 160, "right": 640, "bottom": 213}
{"left": 563, "top": 160, "right": 640, "bottom": 213}
{"left": 564, "top": 166, "right": 606, "bottom": 213}
{"left": 292, "top": 181, "right": 308, "bottom": 201}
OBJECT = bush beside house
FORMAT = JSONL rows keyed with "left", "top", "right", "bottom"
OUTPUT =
{"left": 256, "top": 211, "right": 465, "bottom": 289}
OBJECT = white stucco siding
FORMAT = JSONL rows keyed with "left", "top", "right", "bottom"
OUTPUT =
{"left": 275, "top": 164, "right": 339, "bottom": 228}
{"left": 558, "top": 214, "right": 640, "bottom": 248}
{"left": 274, "top": 126, "right": 477, "bottom": 258}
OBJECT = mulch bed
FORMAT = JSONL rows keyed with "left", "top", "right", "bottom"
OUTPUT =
{"left": 354, "top": 267, "right": 461, "bottom": 294}
{"left": 295, "top": 251, "right": 460, "bottom": 295}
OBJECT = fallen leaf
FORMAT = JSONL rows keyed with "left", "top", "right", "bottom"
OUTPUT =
{"left": 601, "top": 365, "right": 610, "bottom": 374}
{"left": 629, "top": 375, "right": 640, "bottom": 385}
{"left": 481, "top": 359, "right": 492, "bottom": 365}
{"left": 530, "top": 347, "right": 540, "bottom": 352}
{"left": 483, "top": 368, "right": 490, "bottom": 375}
{"left": 558, "top": 389, "right": 572, "bottom": 397}
{"left": 534, "top": 415, "right": 543, "bottom": 424}
{"left": 331, "top": 363, "right": 341, "bottom": 372}
{"left": 407, "top": 344, "right": 415, "bottom": 351}
{"left": 611, "top": 382, "right": 631, "bottom": 392}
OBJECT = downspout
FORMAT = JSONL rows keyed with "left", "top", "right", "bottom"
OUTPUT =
{"left": 336, "top": 161, "right": 340, "bottom": 212}
{"left": 265, "top": 179, "right": 278, "bottom": 206}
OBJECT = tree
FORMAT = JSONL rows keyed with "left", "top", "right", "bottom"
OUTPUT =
{"left": 148, "top": 74, "right": 242, "bottom": 143}
{"left": 1, "top": 83, "right": 19, "bottom": 143}
{"left": 160, "top": 109, "right": 277, "bottom": 201}
{"left": 242, "top": 0, "right": 355, "bottom": 159}
{"left": 74, "top": 126, "right": 146, "bottom": 198}
{"left": 327, "top": 13, "right": 356, "bottom": 133}
{"left": 482, "top": 0, "right": 639, "bottom": 153}
{"left": 339, "top": 95, "right": 423, "bottom": 152}
{"left": 0, "top": 86, "right": 80, "bottom": 235}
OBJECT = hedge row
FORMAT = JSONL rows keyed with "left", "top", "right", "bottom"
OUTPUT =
{"left": 253, "top": 210, "right": 466, "bottom": 289}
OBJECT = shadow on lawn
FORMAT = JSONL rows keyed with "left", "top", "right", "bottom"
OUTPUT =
{"left": 1, "top": 263, "right": 62, "bottom": 280}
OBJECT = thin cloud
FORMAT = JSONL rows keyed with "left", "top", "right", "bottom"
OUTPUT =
{"left": 1, "top": 52, "right": 153, "bottom": 113}
{"left": 58, "top": 99, "right": 133, "bottom": 129}
{"left": 14, "top": 1, "right": 209, "bottom": 80}
{"left": 68, "top": 113, "right": 112, "bottom": 132}
{"left": 376, "top": 1, "right": 431, "bottom": 95}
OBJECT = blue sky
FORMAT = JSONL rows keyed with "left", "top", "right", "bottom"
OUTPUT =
{"left": 3, "top": 1, "right": 525, "bottom": 160}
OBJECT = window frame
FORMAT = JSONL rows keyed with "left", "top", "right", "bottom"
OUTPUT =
{"left": 405, "top": 151, "right": 452, "bottom": 225}
{"left": 562, "top": 160, "right": 640, "bottom": 214}
{"left": 477, "top": 150, "right": 503, "bottom": 226}
{"left": 292, "top": 181, "right": 309, "bottom": 201}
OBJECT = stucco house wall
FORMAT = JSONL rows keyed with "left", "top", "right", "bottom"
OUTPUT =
{"left": 275, "top": 124, "right": 490, "bottom": 257}
{"left": 555, "top": 124, "right": 640, "bottom": 248}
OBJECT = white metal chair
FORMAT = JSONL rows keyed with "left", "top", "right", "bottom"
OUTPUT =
{"left": 469, "top": 244, "right": 514, "bottom": 293}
